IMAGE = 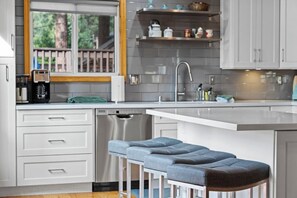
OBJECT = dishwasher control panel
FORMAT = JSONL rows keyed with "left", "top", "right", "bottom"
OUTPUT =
{"left": 96, "top": 109, "right": 146, "bottom": 115}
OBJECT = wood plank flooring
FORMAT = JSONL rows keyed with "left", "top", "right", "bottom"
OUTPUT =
{"left": 4, "top": 192, "right": 136, "bottom": 198}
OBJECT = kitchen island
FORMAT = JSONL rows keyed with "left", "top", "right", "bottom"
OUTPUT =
{"left": 147, "top": 108, "right": 297, "bottom": 198}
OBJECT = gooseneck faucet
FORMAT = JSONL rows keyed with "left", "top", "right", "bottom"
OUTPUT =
{"left": 174, "top": 61, "right": 193, "bottom": 102}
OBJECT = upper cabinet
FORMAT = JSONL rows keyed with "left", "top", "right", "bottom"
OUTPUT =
{"left": 0, "top": 0, "right": 15, "bottom": 58}
{"left": 280, "top": 0, "right": 297, "bottom": 69}
{"left": 220, "top": 0, "right": 280, "bottom": 69}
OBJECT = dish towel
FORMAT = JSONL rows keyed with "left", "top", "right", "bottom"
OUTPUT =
{"left": 216, "top": 95, "right": 235, "bottom": 103}
{"left": 66, "top": 96, "right": 107, "bottom": 103}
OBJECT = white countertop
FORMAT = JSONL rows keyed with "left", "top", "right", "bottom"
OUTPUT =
{"left": 16, "top": 100, "right": 295, "bottom": 110}
{"left": 146, "top": 108, "right": 297, "bottom": 131}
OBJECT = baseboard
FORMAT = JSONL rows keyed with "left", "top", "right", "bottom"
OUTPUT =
{"left": 0, "top": 183, "right": 92, "bottom": 197}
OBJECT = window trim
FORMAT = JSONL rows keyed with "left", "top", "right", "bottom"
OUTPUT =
{"left": 24, "top": 0, "right": 127, "bottom": 82}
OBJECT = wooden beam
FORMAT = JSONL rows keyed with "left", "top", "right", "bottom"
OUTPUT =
{"left": 120, "top": 0, "right": 127, "bottom": 79}
{"left": 24, "top": 0, "right": 30, "bottom": 75}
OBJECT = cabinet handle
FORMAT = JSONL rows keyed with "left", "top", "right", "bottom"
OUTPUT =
{"left": 48, "top": 139, "right": 66, "bottom": 144}
{"left": 258, "top": 49, "right": 262, "bottom": 62}
{"left": 48, "top": 169, "right": 66, "bottom": 174}
{"left": 11, "top": 34, "right": 14, "bottom": 51}
{"left": 254, "top": 49, "right": 257, "bottom": 62}
{"left": 282, "top": 49, "right": 285, "bottom": 62}
{"left": 48, "top": 116, "right": 65, "bottom": 120}
{"left": 6, "top": 66, "right": 9, "bottom": 82}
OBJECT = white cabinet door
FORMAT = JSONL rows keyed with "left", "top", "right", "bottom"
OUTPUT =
{"left": 256, "top": 0, "right": 280, "bottom": 69}
{"left": 153, "top": 116, "right": 177, "bottom": 138}
{"left": 276, "top": 131, "right": 297, "bottom": 198}
{"left": 233, "top": 0, "right": 256, "bottom": 69}
{"left": 0, "top": 61, "right": 16, "bottom": 187}
{"left": 280, "top": 0, "right": 297, "bottom": 69}
{"left": 154, "top": 123, "right": 177, "bottom": 139}
{"left": 220, "top": 0, "right": 255, "bottom": 69}
{"left": 220, "top": 0, "right": 279, "bottom": 69}
{"left": 0, "top": 0, "right": 15, "bottom": 57}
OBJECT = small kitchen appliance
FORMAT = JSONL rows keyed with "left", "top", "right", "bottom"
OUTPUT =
{"left": 31, "top": 69, "right": 50, "bottom": 103}
{"left": 16, "top": 74, "right": 29, "bottom": 104}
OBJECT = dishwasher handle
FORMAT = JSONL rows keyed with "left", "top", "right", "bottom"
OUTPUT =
{"left": 116, "top": 114, "right": 134, "bottom": 120}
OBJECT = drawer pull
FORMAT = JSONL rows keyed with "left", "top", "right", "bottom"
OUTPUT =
{"left": 48, "top": 116, "right": 65, "bottom": 120}
{"left": 48, "top": 169, "right": 66, "bottom": 174}
{"left": 48, "top": 139, "right": 66, "bottom": 144}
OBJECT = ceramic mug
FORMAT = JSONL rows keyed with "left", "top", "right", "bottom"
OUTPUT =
{"left": 206, "top": 29, "right": 213, "bottom": 38}
{"left": 175, "top": 4, "right": 183, "bottom": 10}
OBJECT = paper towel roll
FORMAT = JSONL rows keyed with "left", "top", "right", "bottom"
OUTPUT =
{"left": 111, "top": 76, "right": 125, "bottom": 102}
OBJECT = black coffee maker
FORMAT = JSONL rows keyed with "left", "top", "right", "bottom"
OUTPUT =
{"left": 31, "top": 70, "right": 50, "bottom": 103}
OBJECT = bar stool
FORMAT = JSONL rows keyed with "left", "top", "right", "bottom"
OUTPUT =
{"left": 144, "top": 149, "right": 236, "bottom": 198}
{"left": 167, "top": 158, "right": 270, "bottom": 198}
{"left": 108, "top": 137, "right": 182, "bottom": 198}
{"left": 126, "top": 143, "right": 208, "bottom": 198}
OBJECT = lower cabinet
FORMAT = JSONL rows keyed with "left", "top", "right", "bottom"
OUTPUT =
{"left": 17, "top": 154, "right": 93, "bottom": 186}
{"left": 16, "top": 109, "right": 94, "bottom": 186}
{"left": 153, "top": 116, "right": 177, "bottom": 139}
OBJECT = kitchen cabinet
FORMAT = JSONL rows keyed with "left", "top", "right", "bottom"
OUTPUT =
{"left": 280, "top": 0, "right": 297, "bottom": 69}
{"left": 16, "top": 109, "right": 94, "bottom": 186}
{"left": 220, "top": 0, "right": 280, "bottom": 69}
{"left": 153, "top": 116, "right": 177, "bottom": 139}
{"left": 0, "top": 0, "right": 16, "bottom": 187}
{"left": 136, "top": 8, "right": 220, "bottom": 45}
{"left": 0, "top": 59, "right": 16, "bottom": 187}
{"left": 0, "top": 0, "right": 15, "bottom": 58}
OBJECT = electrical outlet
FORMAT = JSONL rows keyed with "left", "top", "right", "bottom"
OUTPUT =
{"left": 277, "top": 76, "right": 282, "bottom": 85}
{"left": 209, "top": 75, "right": 215, "bottom": 85}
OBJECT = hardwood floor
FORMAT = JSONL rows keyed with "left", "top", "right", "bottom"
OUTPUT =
{"left": 4, "top": 192, "right": 136, "bottom": 198}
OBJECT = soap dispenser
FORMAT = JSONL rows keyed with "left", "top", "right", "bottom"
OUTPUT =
{"left": 196, "top": 83, "right": 203, "bottom": 101}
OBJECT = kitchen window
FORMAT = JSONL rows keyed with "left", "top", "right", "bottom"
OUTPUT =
{"left": 24, "top": 0, "right": 127, "bottom": 82}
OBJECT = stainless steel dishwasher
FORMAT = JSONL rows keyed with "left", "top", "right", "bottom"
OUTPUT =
{"left": 95, "top": 109, "right": 152, "bottom": 186}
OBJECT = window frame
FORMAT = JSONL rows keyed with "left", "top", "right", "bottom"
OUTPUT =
{"left": 24, "top": 0, "right": 127, "bottom": 82}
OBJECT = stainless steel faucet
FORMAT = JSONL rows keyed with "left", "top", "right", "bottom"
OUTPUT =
{"left": 174, "top": 61, "right": 193, "bottom": 102}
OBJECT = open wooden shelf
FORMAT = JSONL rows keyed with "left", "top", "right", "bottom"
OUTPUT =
{"left": 136, "top": 8, "right": 220, "bottom": 17}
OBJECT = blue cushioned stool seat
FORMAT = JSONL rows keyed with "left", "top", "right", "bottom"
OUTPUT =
{"left": 144, "top": 149, "right": 236, "bottom": 172}
{"left": 167, "top": 158, "right": 270, "bottom": 188}
{"left": 108, "top": 137, "right": 182, "bottom": 156}
{"left": 127, "top": 143, "right": 208, "bottom": 162}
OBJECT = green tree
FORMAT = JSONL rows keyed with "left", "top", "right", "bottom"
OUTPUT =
{"left": 33, "top": 12, "right": 55, "bottom": 48}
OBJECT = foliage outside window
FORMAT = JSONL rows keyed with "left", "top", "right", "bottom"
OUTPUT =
{"left": 27, "top": 0, "right": 124, "bottom": 81}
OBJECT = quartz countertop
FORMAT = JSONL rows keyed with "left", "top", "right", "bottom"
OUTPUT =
{"left": 16, "top": 100, "right": 295, "bottom": 110}
{"left": 146, "top": 108, "right": 297, "bottom": 131}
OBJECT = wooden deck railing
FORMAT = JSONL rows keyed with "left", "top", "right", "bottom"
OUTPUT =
{"left": 33, "top": 48, "right": 115, "bottom": 73}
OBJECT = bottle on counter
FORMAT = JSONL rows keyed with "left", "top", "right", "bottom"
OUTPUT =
{"left": 208, "top": 87, "right": 215, "bottom": 101}
{"left": 196, "top": 83, "right": 204, "bottom": 101}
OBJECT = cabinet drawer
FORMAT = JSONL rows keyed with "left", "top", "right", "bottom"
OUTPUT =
{"left": 154, "top": 116, "right": 177, "bottom": 124}
{"left": 17, "top": 109, "right": 93, "bottom": 126}
{"left": 17, "top": 126, "right": 93, "bottom": 156}
{"left": 17, "top": 154, "right": 93, "bottom": 186}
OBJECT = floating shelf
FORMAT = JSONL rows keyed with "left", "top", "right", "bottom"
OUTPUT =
{"left": 136, "top": 8, "right": 220, "bottom": 17}
{"left": 136, "top": 36, "right": 220, "bottom": 43}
